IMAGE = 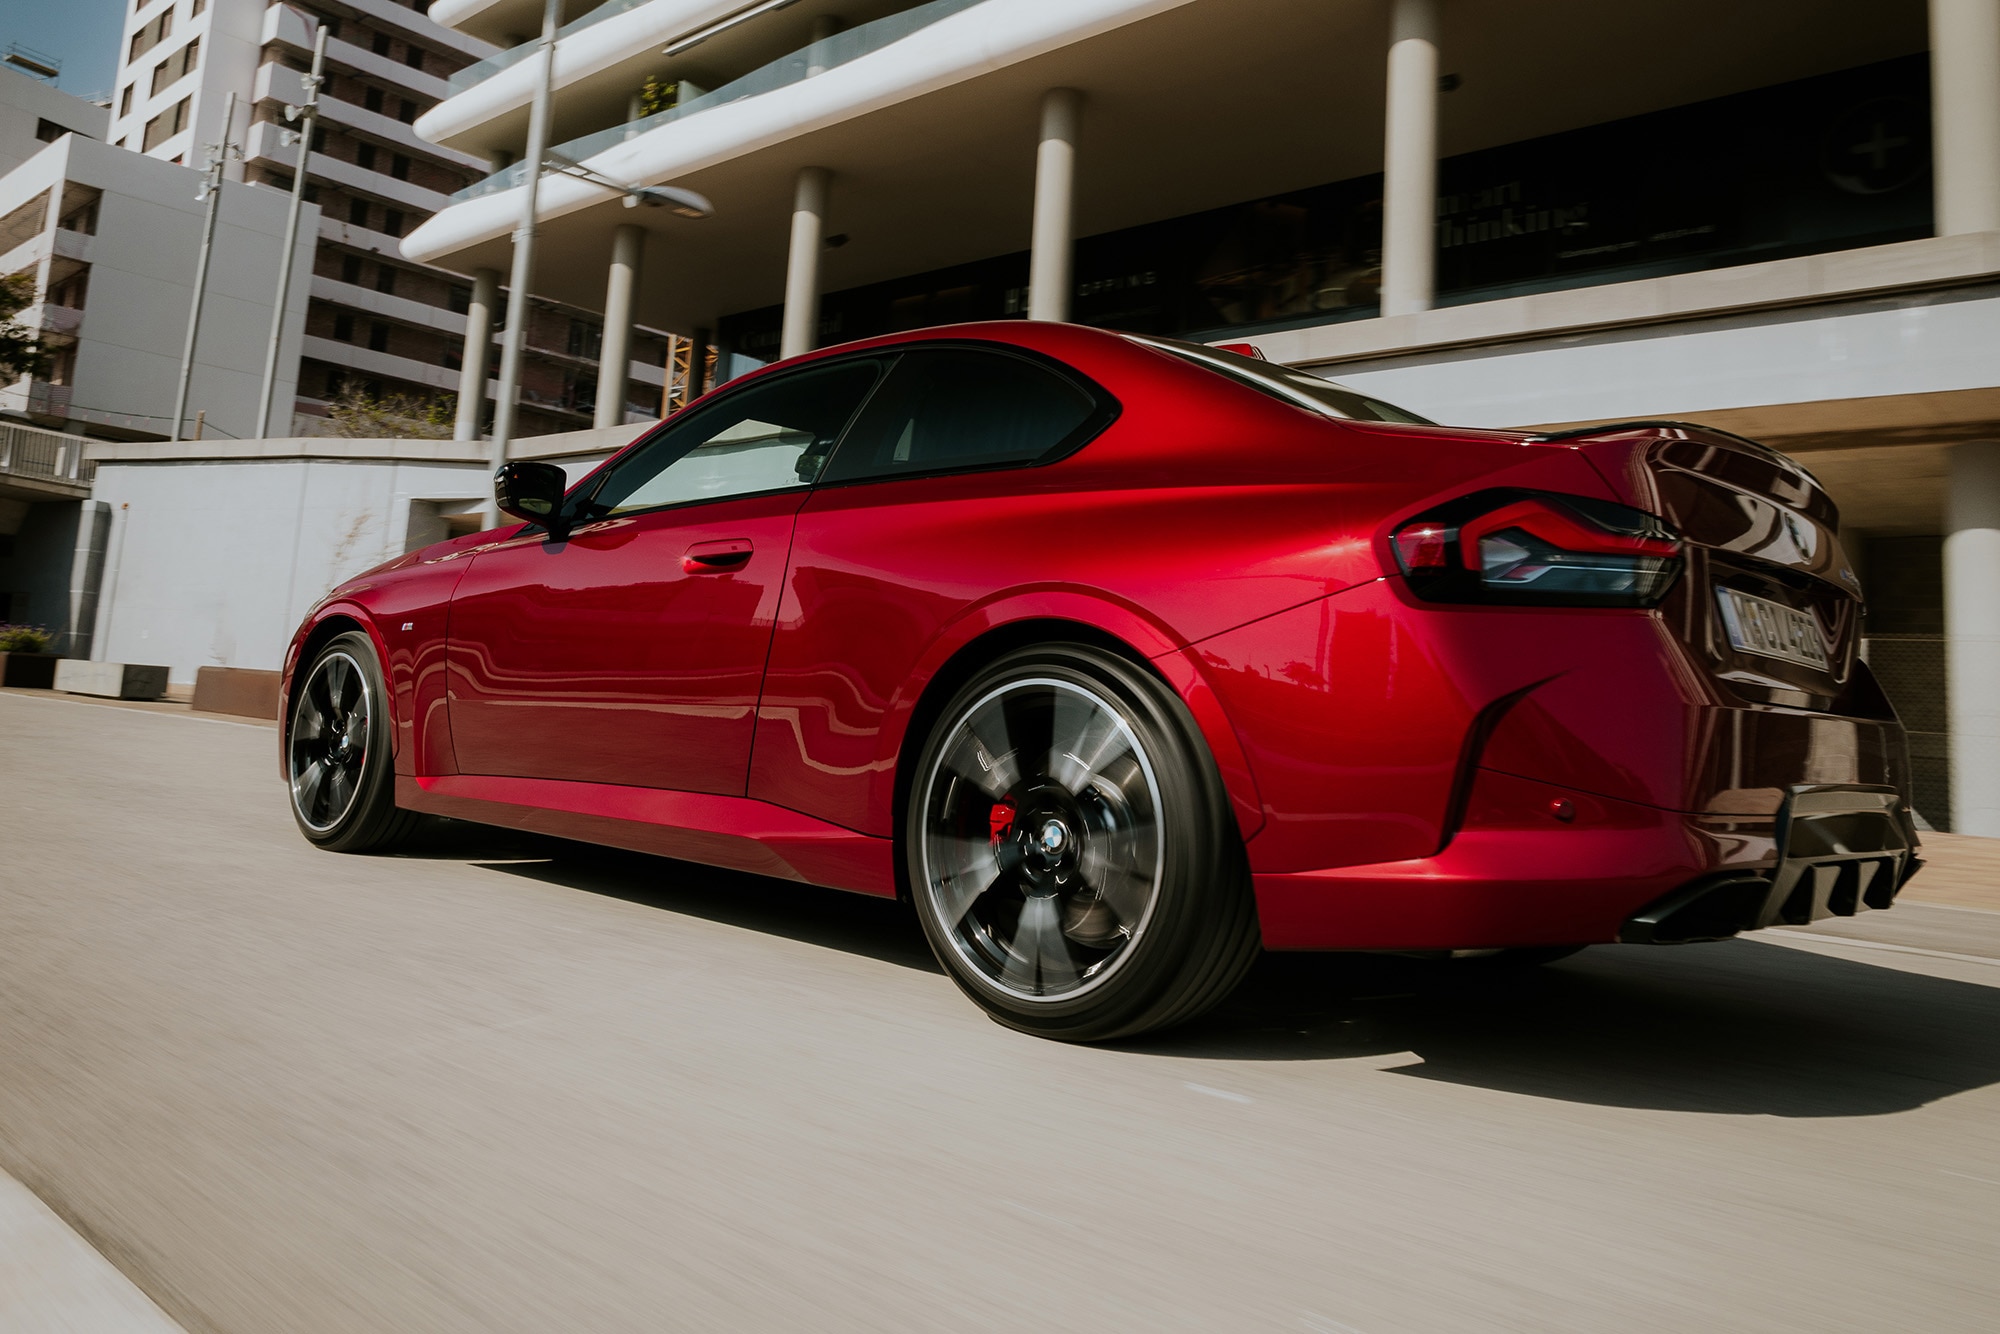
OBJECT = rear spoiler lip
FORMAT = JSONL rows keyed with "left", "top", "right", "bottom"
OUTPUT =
{"left": 1524, "top": 418, "right": 1777, "bottom": 455}
{"left": 1524, "top": 417, "right": 1814, "bottom": 475}
{"left": 1527, "top": 418, "right": 1835, "bottom": 527}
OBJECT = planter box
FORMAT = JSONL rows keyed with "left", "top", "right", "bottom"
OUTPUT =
{"left": 0, "top": 652, "right": 57, "bottom": 689}
{"left": 192, "top": 666, "right": 282, "bottom": 720}
{"left": 54, "top": 659, "right": 170, "bottom": 701}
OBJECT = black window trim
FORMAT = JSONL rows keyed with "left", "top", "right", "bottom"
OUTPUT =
{"left": 810, "top": 338, "right": 1121, "bottom": 492}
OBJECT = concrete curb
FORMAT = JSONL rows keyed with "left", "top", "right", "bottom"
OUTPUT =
{"left": 0, "top": 1169, "right": 186, "bottom": 1332}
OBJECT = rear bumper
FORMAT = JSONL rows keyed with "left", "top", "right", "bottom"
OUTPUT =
{"left": 1252, "top": 768, "right": 1919, "bottom": 951}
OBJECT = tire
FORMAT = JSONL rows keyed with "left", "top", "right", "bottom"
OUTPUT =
{"left": 286, "top": 630, "right": 425, "bottom": 853}
{"left": 905, "top": 643, "right": 1260, "bottom": 1042}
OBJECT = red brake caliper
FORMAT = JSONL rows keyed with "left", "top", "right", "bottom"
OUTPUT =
{"left": 988, "top": 801, "right": 1016, "bottom": 846}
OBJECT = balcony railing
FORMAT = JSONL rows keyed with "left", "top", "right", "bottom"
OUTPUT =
{"left": 452, "top": 0, "right": 990, "bottom": 202}
{"left": 0, "top": 419, "right": 97, "bottom": 489}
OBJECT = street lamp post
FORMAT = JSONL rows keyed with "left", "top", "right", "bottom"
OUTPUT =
{"left": 488, "top": 0, "right": 563, "bottom": 521}
{"left": 170, "top": 91, "right": 239, "bottom": 443}
{"left": 255, "top": 27, "right": 327, "bottom": 441}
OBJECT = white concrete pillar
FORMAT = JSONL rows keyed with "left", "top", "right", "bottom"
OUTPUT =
{"left": 1381, "top": 0, "right": 1440, "bottom": 317}
{"left": 453, "top": 267, "right": 500, "bottom": 441}
{"left": 1028, "top": 88, "right": 1082, "bottom": 323}
{"left": 806, "top": 15, "right": 842, "bottom": 78}
{"left": 594, "top": 224, "right": 644, "bottom": 429}
{"left": 781, "top": 166, "right": 829, "bottom": 360}
{"left": 1931, "top": 0, "right": 2000, "bottom": 235}
{"left": 1946, "top": 440, "right": 2000, "bottom": 835}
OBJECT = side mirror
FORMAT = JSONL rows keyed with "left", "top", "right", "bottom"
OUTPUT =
{"left": 494, "top": 460, "right": 571, "bottom": 535}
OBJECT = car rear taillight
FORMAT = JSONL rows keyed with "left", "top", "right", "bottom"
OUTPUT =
{"left": 1388, "top": 490, "right": 1683, "bottom": 607}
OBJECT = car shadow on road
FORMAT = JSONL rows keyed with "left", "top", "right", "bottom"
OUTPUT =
{"left": 459, "top": 835, "right": 942, "bottom": 974}
{"left": 406, "top": 822, "right": 2000, "bottom": 1117}
{"left": 1142, "top": 940, "right": 2000, "bottom": 1117}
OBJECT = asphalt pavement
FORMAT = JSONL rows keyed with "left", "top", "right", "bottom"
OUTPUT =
{"left": 2, "top": 688, "right": 1998, "bottom": 1333}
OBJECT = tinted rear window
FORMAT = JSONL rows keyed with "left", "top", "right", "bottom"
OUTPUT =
{"left": 820, "top": 348, "right": 1097, "bottom": 484}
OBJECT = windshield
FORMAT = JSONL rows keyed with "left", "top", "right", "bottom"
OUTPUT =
{"left": 1131, "top": 335, "right": 1436, "bottom": 425}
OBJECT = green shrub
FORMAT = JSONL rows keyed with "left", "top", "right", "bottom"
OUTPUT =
{"left": 0, "top": 624, "right": 54, "bottom": 654}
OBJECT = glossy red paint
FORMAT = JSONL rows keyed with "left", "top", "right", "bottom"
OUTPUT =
{"left": 445, "top": 490, "right": 800, "bottom": 793}
{"left": 283, "top": 321, "right": 1913, "bottom": 948}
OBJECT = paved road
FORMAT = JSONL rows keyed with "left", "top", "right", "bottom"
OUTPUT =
{"left": 3, "top": 689, "right": 1999, "bottom": 1333}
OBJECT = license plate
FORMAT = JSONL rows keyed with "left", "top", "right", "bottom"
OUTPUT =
{"left": 1716, "top": 587, "right": 1829, "bottom": 670}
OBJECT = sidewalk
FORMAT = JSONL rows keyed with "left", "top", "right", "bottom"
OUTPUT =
{"left": 0, "top": 1169, "right": 183, "bottom": 1332}
{"left": 1905, "top": 832, "right": 2000, "bottom": 912}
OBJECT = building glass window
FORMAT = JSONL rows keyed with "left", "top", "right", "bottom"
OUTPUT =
{"left": 364, "top": 86, "right": 383, "bottom": 114}
{"left": 382, "top": 209, "right": 403, "bottom": 236}
{"left": 118, "top": 85, "right": 133, "bottom": 118}
{"left": 390, "top": 153, "right": 408, "bottom": 181}
{"left": 368, "top": 322, "right": 389, "bottom": 352}
{"left": 348, "top": 198, "right": 369, "bottom": 226}
{"left": 372, "top": 32, "right": 391, "bottom": 56}
{"left": 140, "top": 97, "right": 190, "bottom": 152}
{"left": 355, "top": 142, "right": 375, "bottom": 171}
{"left": 340, "top": 254, "right": 361, "bottom": 284}
{"left": 374, "top": 265, "right": 395, "bottom": 295}
{"left": 333, "top": 312, "right": 355, "bottom": 341}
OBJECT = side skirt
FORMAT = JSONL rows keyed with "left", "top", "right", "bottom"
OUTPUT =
{"left": 398, "top": 774, "right": 897, "bottom": 897}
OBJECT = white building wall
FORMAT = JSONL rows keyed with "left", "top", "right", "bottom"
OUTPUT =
{"left": 89, "top": 456, "right": 489, "bottom": 679}
{"left": 1319, "top": 288, "right": 2000, "bottom": 430}
{"left": 84, "top": 434, "right": 625, "bottom": 681}
{"left": 0, "top": 134, "right": 316, "bottom": 440}
{"left": 0, "top": 66, "right": 109, "bottom": 176}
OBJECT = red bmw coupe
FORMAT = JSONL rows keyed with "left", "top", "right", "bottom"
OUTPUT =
{"left": 282, "top": 321, "right": 1919, "bottom": 1041}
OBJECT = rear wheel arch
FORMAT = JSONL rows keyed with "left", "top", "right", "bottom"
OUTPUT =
{"left": 890, "top": 619, "right": 1155, "bottom": 900}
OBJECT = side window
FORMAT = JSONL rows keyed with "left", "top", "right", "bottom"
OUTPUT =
{"left": 580, "top": 360, "right": 880, "bottom": 519}
{"left": 819, "top": 348, "right": 1098, "bottom": 485}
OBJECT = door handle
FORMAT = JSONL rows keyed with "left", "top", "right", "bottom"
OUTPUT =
{"left": 683, "top": 539, "right": 753, "bottom": 573}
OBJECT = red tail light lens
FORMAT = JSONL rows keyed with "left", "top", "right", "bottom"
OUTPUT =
{"left": 1388, "top": 490, "right": 1683, "bottom": 607}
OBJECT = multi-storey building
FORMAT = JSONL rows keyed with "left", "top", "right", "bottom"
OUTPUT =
{"left": 104, "top": 0, "right": 671, "bottom": 436}
{"left": 400, "top": 0, "right": 2000, "bottom": 836}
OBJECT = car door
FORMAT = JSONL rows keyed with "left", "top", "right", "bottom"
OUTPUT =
{"left": 447, "top": 357, "right": 884, "bottom": 795}
{"left": 749, "top": 345, "right": 1111, "bottom": 832}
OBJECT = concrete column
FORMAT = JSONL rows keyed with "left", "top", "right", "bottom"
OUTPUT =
{"left": 1381, "top": 0, "right": 1440, "bottom": 316}
{"left": 1931, "top": 0, "right": 2000, "bottom": 235}
{"left": 453, "top": 267, "right": 500, "bottom": 441}
{"left": 1028, "top": 88, "right": 1082, "bottom": 323}
{"left": 1947, "top": 440, "right": 2000, "bottom": 835}
{"left": 781, "top": 166, "right": 829, "bottom": 360}
{"left": 806, "top": 15, "right": 842, "bottom": 78}
{"left": 594, "top": 224, "right": 644, "bottom": 429}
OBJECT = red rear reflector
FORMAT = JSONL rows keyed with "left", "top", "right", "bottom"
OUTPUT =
{"left": 1393, "top": 522, "right": 1453, "bottom": 570}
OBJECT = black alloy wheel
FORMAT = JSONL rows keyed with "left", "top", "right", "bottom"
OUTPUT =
{"left": 287, "top": 630, "right": 423, "bottom": 852}
{"left": 907, "top": 644, "right": 1260, "bottom": 1042}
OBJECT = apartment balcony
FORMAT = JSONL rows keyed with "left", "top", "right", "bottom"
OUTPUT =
{"left": 301, "top": 334, "right": 461, "bottom": 392}
{"left": 0, "top": 228, "right": 90, "bottom": 282}
{"left": 428, "top": 0, "right": 607, "bottom": 49}
{"left": 311, "top": 274, "right": 468, "bottom": 336}
{"left": 262, "top": 4, "right": 453, "bottom": 103}
{"left": 254, "top": 59, "right": 488, "bottom": 174}
{"left": 23, "top": 302, "right": 84, "bottom": 338}
{"left": 245, "top": 121, "right": 456, "bottom": 215}
{"left": 316, "top": 214, "right": 410, "bottom": 262}
{"left": 314, "top": 0, "right": 497, "bottom": 64}
{"left": 0, "top": 417, "right": 95, "bottom": 500}
{"left": 421, "top": 0, "right": 905, "bottom": 157}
